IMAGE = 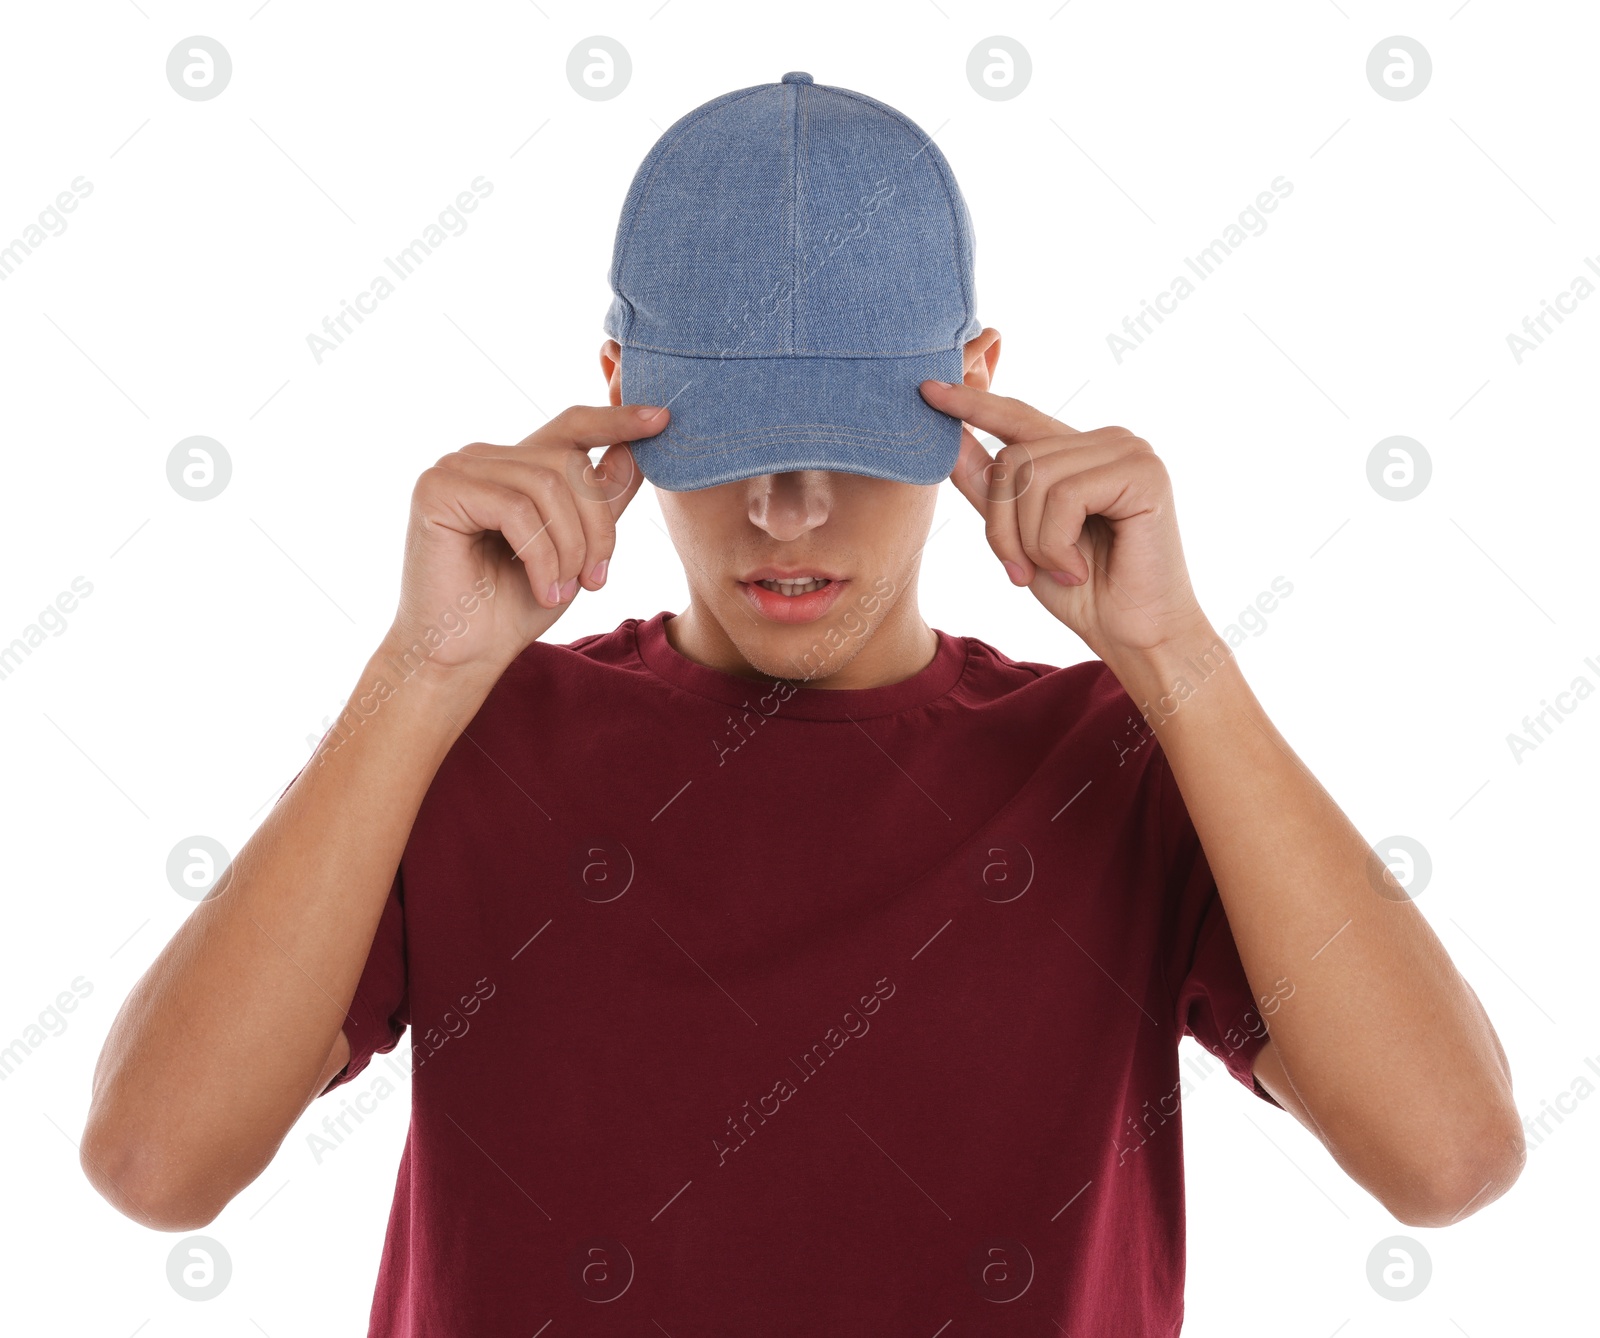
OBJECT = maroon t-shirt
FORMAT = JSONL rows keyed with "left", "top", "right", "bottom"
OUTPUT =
{"left": 317, "top": 609, "right": 1280, "bottom": 1336}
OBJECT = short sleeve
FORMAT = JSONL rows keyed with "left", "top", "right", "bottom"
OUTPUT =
{"left": 320, "top": 863, "right": 410, "bottom": 1096}
{"left": 1155, "top": 748, "right": 1282, "bottom": 1110}
{"left": 273, "top": 762, "right": 411, "bottom": 1098}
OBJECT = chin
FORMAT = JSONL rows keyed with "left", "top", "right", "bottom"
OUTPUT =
{"left": 689, "top": 572, "right": 898, "bottom": 683}
{"left": 733, "top": 614, "right": 877, "bottom": 686}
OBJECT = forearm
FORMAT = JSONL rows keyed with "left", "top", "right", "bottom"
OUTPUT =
{"left": 82, "top": 640, "right": 502, "bottom": 1228}
{"left": 1106, "top": 625, "right": 1523, "bottom": 1223}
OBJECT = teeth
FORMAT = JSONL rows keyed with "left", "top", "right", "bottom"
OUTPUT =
{"left": 757, "top": 577, "right": 829, "bottom": 595}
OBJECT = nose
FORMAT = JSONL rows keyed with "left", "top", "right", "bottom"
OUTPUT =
{"left": 747, "top": 470, "right": 832, "bottom": 541}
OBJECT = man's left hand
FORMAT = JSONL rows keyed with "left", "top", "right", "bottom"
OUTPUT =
{"left": 923, "top": 378, "right": 1212, "bottom": 666}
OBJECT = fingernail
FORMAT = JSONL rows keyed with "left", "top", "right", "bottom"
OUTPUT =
{"left": 635, "top": 405, "right": 665, "bottom": 420}
{"left": 559, "top": 576, "right": 579, "bottom": 602}
{"left": 924, "top": 379, "right": 951, "bottom": 389}
{"left": 1001, "top": 560, "right": 1026, "bottom": 584}
{"left": 589, "top": 558, "right": 609, "bottom": 586}
{"left": 546, "top": 580, "right": 561, "bottom": 604}
{"left": 1049, "top": 569, "right": 1083, "bottom": 586}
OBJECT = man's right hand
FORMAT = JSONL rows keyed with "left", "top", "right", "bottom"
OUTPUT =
{"left": 385, "top": 402, "right": 669, "bottom": 675}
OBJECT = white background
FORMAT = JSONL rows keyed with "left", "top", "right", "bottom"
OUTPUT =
{"left": 1, "top": 2, "right": 1593, "bottom": 1334}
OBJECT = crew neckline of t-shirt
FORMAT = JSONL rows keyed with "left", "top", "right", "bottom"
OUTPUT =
{"left": 633, "top": 609, "right": 969, "bottom": 721}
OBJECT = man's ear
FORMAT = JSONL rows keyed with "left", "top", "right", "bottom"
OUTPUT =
{"left": 961, "top": 327, "right": 1002, "bottom": 391}
{"left": 600, "top": 339, "right": 623, "bottom": 407}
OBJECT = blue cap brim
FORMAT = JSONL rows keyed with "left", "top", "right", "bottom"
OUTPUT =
{"left": 619, "top": 344, "right": 967, "bottom": 491}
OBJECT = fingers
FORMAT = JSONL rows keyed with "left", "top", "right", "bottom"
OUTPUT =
{"left": 947, "top": 420, "right": 1160, "bottom": 588}
{"left": 413, "top": 466, "right": 573, "bottom": 609}
{"left": 440, "top": 402, "right": 666, "bottom": 604}
{"left": 1020, "top": 451, "right": 1168, "bottom": 587}
{"left": 919, "top": 379, "right": 1078, "bottom": 445}
{"left": 1013, "top": 436, "right": 1157, "bottom": 584}
{"left": 434, "top": 452, "right": 591, "bottom": 607}
{"left": 516, "top": 402, "right": 671, "bottom": 452}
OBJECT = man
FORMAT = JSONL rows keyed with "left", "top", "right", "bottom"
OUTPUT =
{"left": 81, "top": 72, "right": 1523, "bottom": 1334}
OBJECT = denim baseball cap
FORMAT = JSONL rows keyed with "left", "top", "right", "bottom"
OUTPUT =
{"left": 603, "top": 71, "right": 981, "bottom": 492}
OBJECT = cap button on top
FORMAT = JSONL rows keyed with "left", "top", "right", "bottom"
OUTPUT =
{"left": 781, "top": 71, "right": 813, "bottom": 84}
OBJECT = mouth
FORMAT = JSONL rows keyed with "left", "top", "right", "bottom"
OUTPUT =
{"left": 755, "top": 576, "right": 830, "bottom": 596}
{"left": 737, "top": 569, "right": 849, "bottom": 624}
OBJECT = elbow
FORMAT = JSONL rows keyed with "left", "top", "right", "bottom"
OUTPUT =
{"left": 80, "top": 1117, "right": 228, "bottom": 1233}
{"left": 1383, "top": 1113, "right": 1527, "bottom": 1229}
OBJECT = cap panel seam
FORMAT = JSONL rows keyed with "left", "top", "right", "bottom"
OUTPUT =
{"left": 791, "top": 80, "right": 804, "bottom": 353}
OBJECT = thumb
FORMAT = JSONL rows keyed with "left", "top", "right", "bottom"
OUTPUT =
{"left": 947, "top": 426, "right": 1037, "bottom": 586}
{"left": 947, "top": 427, "right": 996, "bottom": 515}
{"left": 594, "top": 442, "right": 646, "bottom": 520}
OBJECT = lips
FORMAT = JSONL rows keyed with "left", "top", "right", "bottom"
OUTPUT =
{"left": 737, "top": 573, "right": 849, "bottom": 624}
